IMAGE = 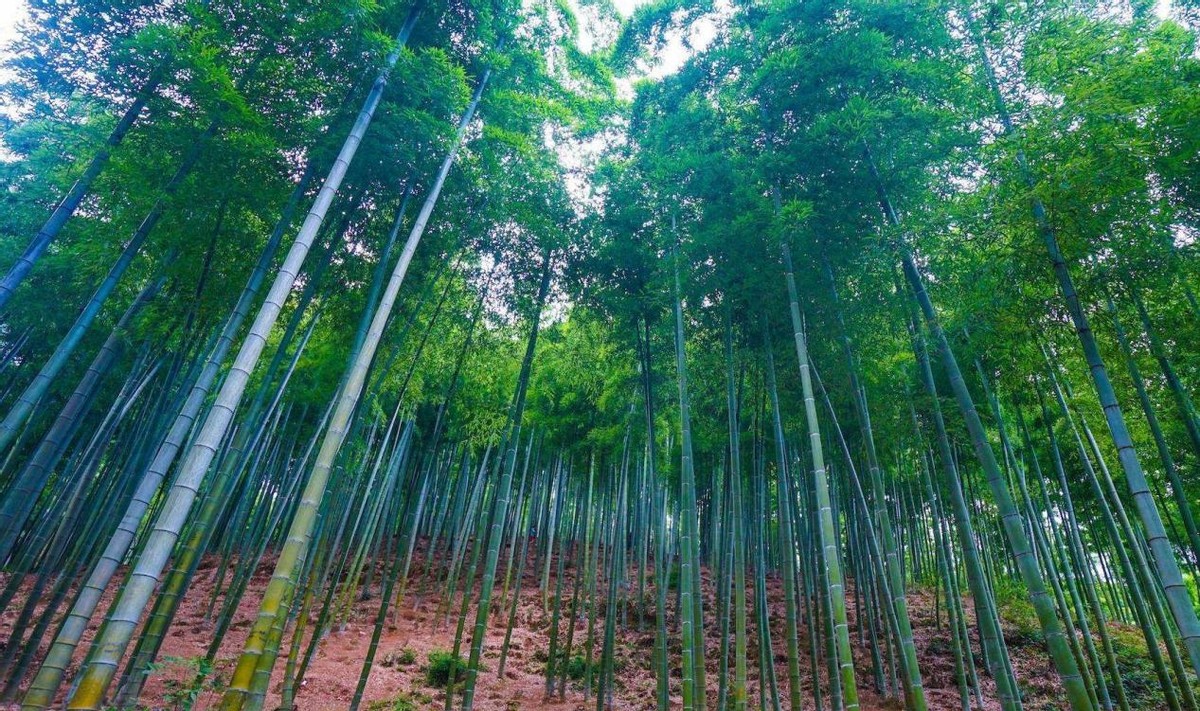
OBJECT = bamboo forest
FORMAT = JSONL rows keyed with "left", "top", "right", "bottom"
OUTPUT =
{"left": 4, "top": 0, "right": 1200, "bottom": 708}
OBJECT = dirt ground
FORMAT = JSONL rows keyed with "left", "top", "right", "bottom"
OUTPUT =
{"left": 1, "top": 544, "right": 1063, "bottom": 710}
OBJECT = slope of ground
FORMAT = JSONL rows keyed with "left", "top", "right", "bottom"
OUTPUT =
{"left": 2, "top": 546, "right": 1081, "bottom": 710}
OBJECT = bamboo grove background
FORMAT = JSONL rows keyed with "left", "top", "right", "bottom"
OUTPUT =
{"left": 2, "top": 0, "right": 1200, "bottom": 709}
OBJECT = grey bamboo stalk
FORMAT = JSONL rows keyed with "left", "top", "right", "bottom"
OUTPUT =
{"left": 217, "top": 61, "right": 490, "bottom": 711}
{"left": 0, "top": 232, "right": 145, "bottom": 458}
{"left": 461, "top": 250, "right": 551, "bottom": 710}
{"left": 823, "top": 255, "right": 923, "bottom": 707}
{"left": 723, "top": 313, "right": 748, "bottom": 711}
{"left": 671, "top": 248, "right": 706, "bottom": 711}
{"left": 762, "top": 329, "right": 804, "bottom": 711}
{"left": 907, "top": 311, "right": 1018, "bottom": 710}
{"left": 0, "top": 105, "right": 229, "bottom": 457}
{"left": 114, "top": 316, "right": 317, "bottom": 707}
{"left": 866, "top": 138, "right": 1091, "bottom": 708}
{"left": 0, "top": 275, "right": 161, "bottom": 560}
{"left": 1042, "top": 234, "right": 1200, "bottom": 678}
{"left": 0, "top": 64, "right": 165, "bottom": 312}
{"left": 780, "top": 242, "right": 859, "bottom": 709}
{"left": 963, "top": 4, "right": 1200, "bottom": 676}
{"left": 1127, "top": 285, "right": 1200, "bottom": 463}
{"left": 59, "top": 10, "right": 424, "bottom": 706}
{"left": 20, "top": 169, "right": 308, "bottom": 710}
{"left": 1045, "top": 361, "right": 1186, "bottom": 710}
{"left": 1105, "top": 295, "right": 1200, "bottom": 566}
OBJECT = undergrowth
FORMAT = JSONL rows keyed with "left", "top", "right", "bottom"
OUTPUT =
{"left": 366, "top": 691, "right": 431, "bottom": 710}
{"left": 425, "top": 650, "right": 466, "bottom": 688}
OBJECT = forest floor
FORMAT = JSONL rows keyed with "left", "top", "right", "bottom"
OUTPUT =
{"left": 1, "top": 544, "right": 1076, "bottom": 711}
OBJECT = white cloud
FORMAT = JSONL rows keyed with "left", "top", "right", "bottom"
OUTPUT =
{"left": 612, "top": 0, "right": 640, "bottom": 17}
{"left": 0, "top": 0, "right": 27, "bottom": 145}
{"left": 0, "top": 0, "right": 26, "bottom": 50}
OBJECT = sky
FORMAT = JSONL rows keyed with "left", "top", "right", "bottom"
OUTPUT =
{"left": 0, "top": 0, "right": 27, "bottom": 94}
{"left": 0, "top": 0, "right": 24, "bottom": 48}
{"left": 0, "top": 0, "right": 25, "bottom": 147}
{"left": 0, "top": 0, "right": 705, "bottom": 81}
{"left": 0, "top": 0, "right": 1179, "bottom": 62}
{"left": 0, "top": 0, "right": 643, "bottom": 49}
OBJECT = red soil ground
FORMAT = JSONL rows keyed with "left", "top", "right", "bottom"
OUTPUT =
{"left": 1, "top": 546, "right": 1064, "bottom": 710}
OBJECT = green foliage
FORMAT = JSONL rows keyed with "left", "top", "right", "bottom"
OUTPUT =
{"left": 424, "top": 650, "right": 466, "bottom": 688}
{"left": 667, "top": 563, "right": 681, "bottom": 591}
{"left": 610, "top": 0, "right": 715, "bottom": 72}
{"left": 1109, "top": 626, "right": 1200, "bottom": 710}
{"left": 563, "top": 653, "right": 598, "bottom": 681}
{"left": 539, "top": 653, "right": 601, "bottom": 689}
{"left": 995, "top": 579, "right": 1043, "bottom": 648}
{"left": 380, "top": 648, "right": 418, "bottom": 667}
{"left": 1111, "top": 627, "right": 1165, "bottom": 709}
{"left": 7, "top": 1, "right": 1200, "bottom": 709}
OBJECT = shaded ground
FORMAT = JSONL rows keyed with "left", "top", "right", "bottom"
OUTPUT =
{"left": 1, "top": 545, "right": 1069, "bottom": 710}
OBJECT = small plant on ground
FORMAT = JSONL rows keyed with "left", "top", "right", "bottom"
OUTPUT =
{"left": 380, "top": 647, "right": 418, "bottom": 667}
{"left": 365, "top": 691, "right": 428, "bottom": 711}
{"left": 1110, "top": 625, "right": 1200, "bottom": 709}
{"left": 144, "top": 656, "right": 228, "bottom": 711}
{"left": 995, "top": 579, "right": 1042, "bottom": 647}
{"left": 424, "top": 650, "right": 465, "bottom": 689}
{"left": 564, "top": 654, "right": 593, "bottom": 681}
